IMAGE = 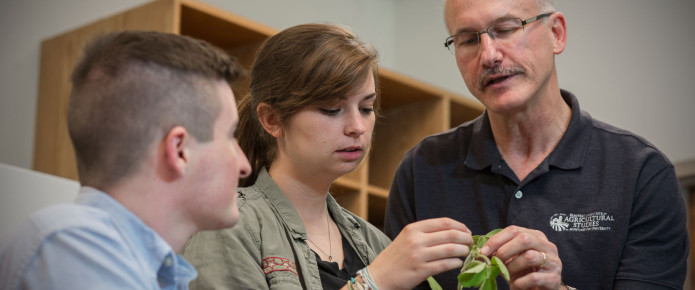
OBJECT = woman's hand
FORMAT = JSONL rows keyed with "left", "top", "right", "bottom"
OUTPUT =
{"left": 367, "top": 218, "right": 473, "bottom": 290}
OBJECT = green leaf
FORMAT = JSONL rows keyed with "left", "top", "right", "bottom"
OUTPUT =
{"left": 480, "top": 278, "right": 493, "bottom": 290}
{"left": 462, "top": 261, "right": 485, "bottom": 274}
{"left": 461, "top": 252, "right": 476, "bottom": 271}
{"left": 457, "top": 228, "right": 509, "bottom": 290}
{"left": 484, "top": 228, "right": 503, "bottom": 239}
{"left": 491, "top": 256, "right": 510, "bottom": 281}
{"left": 487, "top": 275, "right": 498, "bottom": 290}
{"left": 472, "top": 235, "right": 481, "bottom": 248}
{"left": 475, "top": 235, "right": 487, "bottom": 248}
{"left": 427, "top": 276, "right": 443, "bottom": 290}
{"left": 488, "top": 265, "right": 500, "bottom": 280}
{"left": 458, "top": 262, "right": 487, "bottom": 287}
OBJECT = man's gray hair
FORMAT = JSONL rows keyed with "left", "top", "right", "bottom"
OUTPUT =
{"left": 537, "top": 0, "right": 556, "bottom": 13}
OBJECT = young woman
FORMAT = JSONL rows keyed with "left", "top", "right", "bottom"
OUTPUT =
{"left": 181, "top": 23, "right": 472, "bottom": 290}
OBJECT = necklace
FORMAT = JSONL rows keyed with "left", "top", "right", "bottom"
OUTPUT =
{"left": 306, "top": 211, "right": 332, "bottom": 261}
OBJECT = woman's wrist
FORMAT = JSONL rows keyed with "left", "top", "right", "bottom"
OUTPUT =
{"left": 346, "top": 270, "right": 372, "bottom": 290}
{"left": 356, "top": 266, "right": 379, "bottom": 289}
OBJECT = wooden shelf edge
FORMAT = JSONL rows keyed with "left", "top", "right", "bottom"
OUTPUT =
{"left": 179, "top": 0, "right": 278, "bottom": 37}
{"left": 448, "top": 94, "right": 485, "bottom": 112}
{"left": 333, "top": 177, "right": 363, "bottom": 192}
{"left": 367, "top": 185, "right": 389, "bottom": 199}
{"left": 379, "top": 67, "right": 478, "bottom": 101}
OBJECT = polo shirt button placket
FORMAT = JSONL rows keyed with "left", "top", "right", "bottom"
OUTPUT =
{"left": 514, "top": 190, "right": 523, "bottom": 199}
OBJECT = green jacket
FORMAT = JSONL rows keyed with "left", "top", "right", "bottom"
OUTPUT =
{"left": 180, "top": 168, "right": 391, "bottom": 289}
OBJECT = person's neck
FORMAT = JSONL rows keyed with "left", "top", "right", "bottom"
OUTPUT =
{"left": 488, "top": 89, "right": 571, "bottom": 181}
{"left": 107, "top": 178, "right": 196, "bottom": 253}
{"left": 268, "top": 161, "right": 335, "bottom": 229}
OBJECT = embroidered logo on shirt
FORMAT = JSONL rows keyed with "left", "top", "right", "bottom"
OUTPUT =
{"left": 549, "top": 212, "right": 614, "bottom": 232}
{"left": 262, "top": 257, "right": 298, "bottom": 276}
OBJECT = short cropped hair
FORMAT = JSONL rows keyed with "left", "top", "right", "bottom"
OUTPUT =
{"left": 67, "top": 30, "right": 242, "bottom": 189}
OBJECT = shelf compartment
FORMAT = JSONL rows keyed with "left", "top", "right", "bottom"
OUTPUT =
{"left": 449, "top": 95, "right": 484, "bottom": 128}
{"left": 369, "top": 98, "right": 447, "bottom": 189}
{"left": 330, "top": 181, "right": 366, "bottom": 218}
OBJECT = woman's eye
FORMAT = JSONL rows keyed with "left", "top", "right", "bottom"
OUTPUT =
{"left": 319, "top": 108, "right": 340, "bottom": 115}
{"left": 360, "top": 107, "right": 375, "bottom": 114}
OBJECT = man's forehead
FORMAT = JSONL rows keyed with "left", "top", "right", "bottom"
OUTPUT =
{"left": 445, "top": 0, "right": 533, "bottom": 32}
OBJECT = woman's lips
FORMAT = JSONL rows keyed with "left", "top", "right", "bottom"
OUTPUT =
{"left": 336, "top": 147, "right": 363, "bottom": 160}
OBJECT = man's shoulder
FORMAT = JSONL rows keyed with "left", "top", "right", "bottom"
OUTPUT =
{"left": 0, "top": 203, "right": 122, "bottom": 259}
{"left": 0, "top": 203, "right": 134, "bottom": 289}
{"left": 591, "top": 117, "right": 655, "bottom": 146}
{"left": 589, "top": 116, "right": 671, "bottom": 165}
{"left": 12, "top": 203, "right": 114, "bottom": 241}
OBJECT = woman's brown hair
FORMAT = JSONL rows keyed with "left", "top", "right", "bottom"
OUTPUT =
{"left": 237, "top": 23, "right": 379, "bottom": 186}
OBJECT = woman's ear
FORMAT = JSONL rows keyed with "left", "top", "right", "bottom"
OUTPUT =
{"left": 257, "top": 102, "right": 283, "bottom": 138}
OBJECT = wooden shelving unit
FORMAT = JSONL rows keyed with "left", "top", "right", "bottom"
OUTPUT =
{"left": 32, "top": 0, "right": 484, "bottom": 228}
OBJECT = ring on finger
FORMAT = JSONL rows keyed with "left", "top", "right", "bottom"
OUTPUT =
{"left": 539, "top": 251, "right": 547, "bottom": 268}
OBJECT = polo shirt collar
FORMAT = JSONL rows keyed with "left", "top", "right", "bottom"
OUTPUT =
{"left": 464, "top": 89, "right": 590, "bottom": 171}
{"left": 547, "top": 90, "right": 592, "bottom": 170}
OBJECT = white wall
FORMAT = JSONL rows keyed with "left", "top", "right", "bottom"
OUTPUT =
{"left": 0, "top": 0, "right": 693, "bottom": 172}
{"left": 0, "top": 163, "right": 79, "bottom": 243}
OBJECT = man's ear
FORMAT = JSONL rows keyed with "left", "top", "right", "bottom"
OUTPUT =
{"left": 550, "top": 12, "right": 567, "bottom": 54}
{"left": 257, "top": 102, "right": 283, "bottom": 138}
{"left": 162, "top": 126, "right": 189, "bottom": 178}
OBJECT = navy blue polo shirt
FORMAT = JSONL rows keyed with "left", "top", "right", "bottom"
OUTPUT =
{"left": 384, "top": 90, "right": 688, "bottom": 290}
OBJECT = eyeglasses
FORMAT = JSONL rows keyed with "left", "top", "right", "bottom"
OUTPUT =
{"left": 444, "top": 12, "right": 553, "bottom": 55}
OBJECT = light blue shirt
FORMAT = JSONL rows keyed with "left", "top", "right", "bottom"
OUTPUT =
{"left": 0, "top": 187, "right": 197, "bottom": 289}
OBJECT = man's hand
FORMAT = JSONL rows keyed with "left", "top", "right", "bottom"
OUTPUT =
{"left": 480, "top": 225, "right": 563, "bottom": 290}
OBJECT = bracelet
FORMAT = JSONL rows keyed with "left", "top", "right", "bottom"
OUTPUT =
{"left": 348, "top": 275, "right": 365, "bottom": 290}
{"left": 357, "top": 266, "right": 379, "bottom": 290}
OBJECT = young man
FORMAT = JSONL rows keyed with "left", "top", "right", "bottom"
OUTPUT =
{"left": 0, "top": 31, "right": 251, "bottom": 289}
{"left": 385, "top": 0, "right": 688, "bottom": 289}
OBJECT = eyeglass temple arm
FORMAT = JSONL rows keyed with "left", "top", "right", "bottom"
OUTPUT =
{"left": 522, "top": 12, "right": 553, "bottom": 25}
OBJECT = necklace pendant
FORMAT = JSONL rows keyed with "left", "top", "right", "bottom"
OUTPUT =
{"left": 328, "top": 255, "right": 332, "bottom": 261}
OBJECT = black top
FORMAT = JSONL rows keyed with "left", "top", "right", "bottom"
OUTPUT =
{"left": 384, "top": 90, "right": 688, "bottom": 289}
{"left": 313, "top": 235, "right": 365, "bottom": 290}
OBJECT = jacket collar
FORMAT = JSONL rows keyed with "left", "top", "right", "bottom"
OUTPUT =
{"left": 252, "top": 168, "right": 359, "bottom": 240}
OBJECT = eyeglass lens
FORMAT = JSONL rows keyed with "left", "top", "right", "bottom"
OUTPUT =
{"left": 445, "top": 12, "right": 552, "bottom": 55}
{"left": 446, "top": 18, "right": 523, "bottom": 54}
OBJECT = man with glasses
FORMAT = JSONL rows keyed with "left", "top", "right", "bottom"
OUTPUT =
{"left": 384, "top": 0, "right": 688, "bottom": 289}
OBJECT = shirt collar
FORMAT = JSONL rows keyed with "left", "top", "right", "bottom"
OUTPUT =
{"left": 253, "top": 168, "right": 307, "bottom": 239}
{"left": 252, "top": 167, "right": 360, "bottom": 240}
{"left": 547, "top": 90, "right": 592, "bottom": 170}
{"left": 464, "top": 89, "right": 590, "bottom": 171}
{"left": 75, "top": 187, "right": 197, "bottom": 285}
